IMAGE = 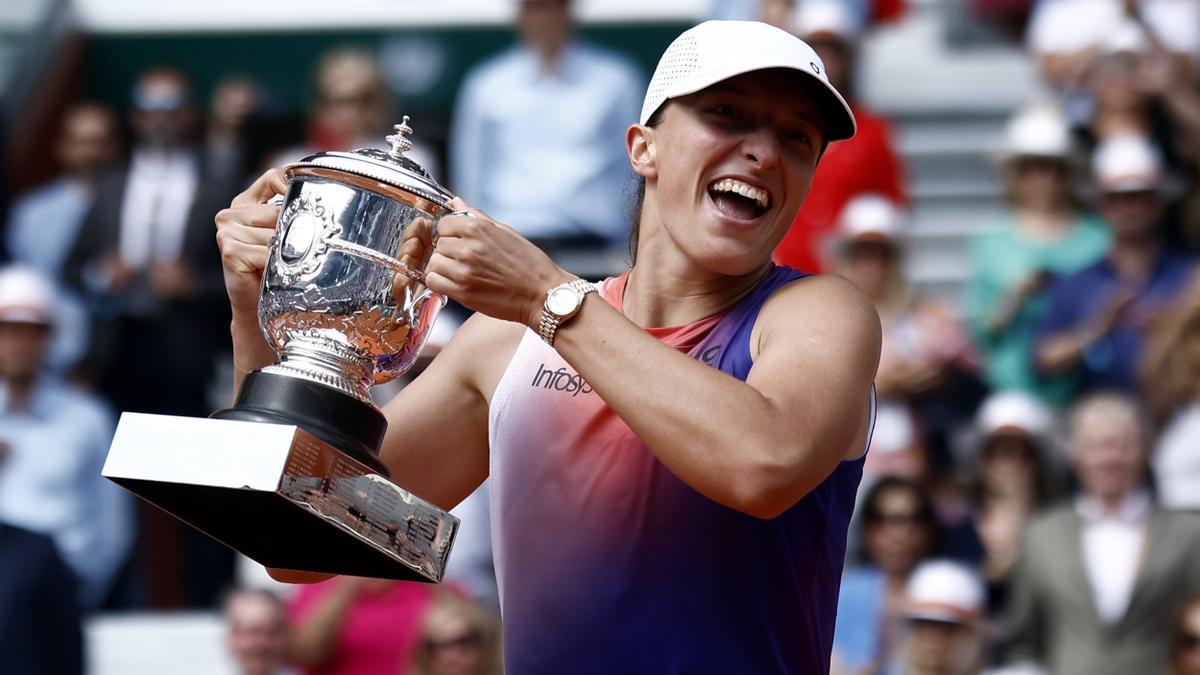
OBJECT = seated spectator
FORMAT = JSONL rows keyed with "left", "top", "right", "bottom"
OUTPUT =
{"left": 773, "top": 1, "right": 908, "bottom": 274}
{"left": 449, "top": 0, "right": 643, "bottom": 276}
{"left": 286, "top": 576, "right": 433, "bottom": 675}
{"left": 1173, "top": 594, "right": 1200, "bottom": 675}
{"left": 0, "top": 521, "right": 83, "bottom": 675}
{"left": 0, "top": 266, "right": 133, "bottom": 610}
{"left": 225, "top": 588, "right": 291, "bottom": 675}
{"left": 831, "top": 195, "right": 975, "bottom": 480}
{"left": 890, "top": 560, "right": 989, "bottom": 675}
{"left": 834, "top": 476, "right": 940, "bottom": 675}
{"left": 968, "top": 392, "right": 1059, "bottom": 614}
{"left": 1007, "top": 392, "right": 1200, "bottom": 675}
{"left": 408, "top": 592, "right": 501, "bottom": 675}
{"left": 1034, "top": 134, "right": 1196, "bottom": 399}
{"left": 963, "top": 104, "right": 1109, "bottom": 406}
{"left": 1140, "top": 273, "right": 1200, "bottom": 509}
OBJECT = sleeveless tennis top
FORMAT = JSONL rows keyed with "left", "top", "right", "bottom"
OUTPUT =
{"left": 487, "top": 265, "right": 870, "bottom": 674}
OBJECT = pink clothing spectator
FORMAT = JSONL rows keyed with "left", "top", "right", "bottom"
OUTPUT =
{"left": 287, "top": 579, "right": 434, "bottom": 675}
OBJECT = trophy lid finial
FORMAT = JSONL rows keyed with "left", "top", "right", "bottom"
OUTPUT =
{"left": 386, "top": 116, "right": 415, "bottom": 161}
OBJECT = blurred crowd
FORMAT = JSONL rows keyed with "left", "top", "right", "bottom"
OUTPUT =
{"left": 1, "top": 0, "right": 1200, "bottom": 673}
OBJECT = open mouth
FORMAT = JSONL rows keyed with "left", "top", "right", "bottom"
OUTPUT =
{"left": 708, "top": 178, "right": 771, "bottom": 221}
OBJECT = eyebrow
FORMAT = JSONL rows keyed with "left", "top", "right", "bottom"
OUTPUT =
{"left": 700, "top": 82, "right": 823, "bottom": 124}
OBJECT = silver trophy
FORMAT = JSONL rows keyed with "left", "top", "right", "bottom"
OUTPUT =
{"left": 102, "top": 118, "right": 459, "bottom": 582}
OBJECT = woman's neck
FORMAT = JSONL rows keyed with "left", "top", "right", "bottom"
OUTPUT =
{"left": 624, "top": 228, "right": 771, "bottom": 328}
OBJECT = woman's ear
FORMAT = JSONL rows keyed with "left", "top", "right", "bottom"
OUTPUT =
{"left": 627, "top": 124, "right": 657, "bottom": 181}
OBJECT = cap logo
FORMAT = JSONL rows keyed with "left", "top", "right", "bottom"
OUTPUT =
{"left": 811, "top": 62, "right": 822, "bottom": 75}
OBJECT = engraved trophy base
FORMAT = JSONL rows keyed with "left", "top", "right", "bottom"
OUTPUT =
{"left": 103, "top": 406, "right": 458, "bottom": 582}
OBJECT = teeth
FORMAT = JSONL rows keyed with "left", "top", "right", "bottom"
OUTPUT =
{"left": 710, "top": 178, "right": 769, "bottom": 209}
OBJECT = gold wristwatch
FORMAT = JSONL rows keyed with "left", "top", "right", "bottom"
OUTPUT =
{"left": 538, "top": 278, "right": 596, "bottom": 346}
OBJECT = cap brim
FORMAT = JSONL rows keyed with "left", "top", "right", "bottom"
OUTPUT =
{"left": 654, "top": 62, "right": 856, "bottom": 142}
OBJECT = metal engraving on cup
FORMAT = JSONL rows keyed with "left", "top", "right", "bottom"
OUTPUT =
{"left": 259, "top": 177, "right": 446, "bottom": 403}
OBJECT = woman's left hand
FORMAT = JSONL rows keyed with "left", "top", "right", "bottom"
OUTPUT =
{"left": 426, "top": 197, "right": 574, "bottom": 328}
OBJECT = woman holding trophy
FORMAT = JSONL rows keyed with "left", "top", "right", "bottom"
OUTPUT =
{"left": 216, "top": 20, "right": 880, "bottom": 674}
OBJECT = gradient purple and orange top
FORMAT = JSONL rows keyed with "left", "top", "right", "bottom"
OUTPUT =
{"left": 487, "top": 265, "right": 870, "bottom": 674}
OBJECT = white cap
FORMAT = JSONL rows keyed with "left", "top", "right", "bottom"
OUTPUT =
{"left": 1093, "top": 134, "right": 1163, "bottom": 193}
{"left": 977, "top": 391, "right": 1054, "bottom": 440}
{"left": 1103, "top": 18, "right": 1150, "bottom": 55}
{"left": 640, "top": 20, "right": 856, "bottom": 142}
{"left": 793, "top": 1, "right": 860, "bottom": 41}
{"left": 0, "top": 266, "right": 56, "bottom": 326}
{"left": 903, "top": 560, "right": 986, "bottom": 624}
{"left": 837, "top": 193, "right": 906, "bottom": 243}
{"left": 999, "top": 104, "right": 1072, "bottom": 161}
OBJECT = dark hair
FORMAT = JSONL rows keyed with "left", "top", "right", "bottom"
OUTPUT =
{"left": 627, "top": 105, "right": 666, "bottom": 265}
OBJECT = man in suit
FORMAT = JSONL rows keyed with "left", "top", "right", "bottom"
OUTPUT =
{"left": 1008, "top": 391, "right": 1200, "bottom": 674}
{"left": 62, "top": 66, "right": 237, "bottom": 609}
{"left": 64, "top": 67, "right": 233, "bottom": 418}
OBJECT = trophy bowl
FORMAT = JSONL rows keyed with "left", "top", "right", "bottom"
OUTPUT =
{"left": 212, "top": 117, "right": 453, "bottom": 473}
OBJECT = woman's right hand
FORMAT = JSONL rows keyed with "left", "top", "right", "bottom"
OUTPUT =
{"left": 215, "top": 168, "right": 287, "bottom": 317}
{"left": 215, "top": 168, "right": 288, "bottom": 385}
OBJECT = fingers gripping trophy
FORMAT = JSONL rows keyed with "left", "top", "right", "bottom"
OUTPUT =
{"left": 101, "top": 118, "right": 459, "bottom": 582}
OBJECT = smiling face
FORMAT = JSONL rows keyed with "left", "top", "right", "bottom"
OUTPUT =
{"left": 629, "top": 69, "right": 827, "bottom": 276}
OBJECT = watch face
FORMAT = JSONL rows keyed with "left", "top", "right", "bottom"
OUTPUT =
{"left": 546, "top": 286, "right": 580, "bottom": 316}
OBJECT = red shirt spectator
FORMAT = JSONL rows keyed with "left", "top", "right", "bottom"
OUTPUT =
{"left": 774, "top": 104, "right": 907, "bottom": 272}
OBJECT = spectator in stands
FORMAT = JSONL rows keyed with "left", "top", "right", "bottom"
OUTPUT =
{"left": 831, "top": 194, "right": 974, "bottom": 482}
{"left": 707, "top": 0, "right": 907, "bottom": 31}
{"left": 772, "top": 0, "right": 907, "bottom": 274}
{"left": 449, "top": 0, "right": 643, "bottom": 277}
{"left": 1139, "top": 273, "right": 1200, "bottom": 510}
{"left": 204, "top": 75, "right": 265, "bottom": 185}
{"left": 0, "top": 521, "right": 83, "bottom": 675}
{"left": 1173, "top": 594, "right": 1200, "bottom": 675}
{"left": 408, "top": 592, "right": 502, "bottom": 675}
{"left": 0, "top": 266, "right": 133, "bottom": 610}
{"left": 5, "top": 102, "right": 120, "bottom": 278}
{"left": 226, "top": 588, "right": 291, "bottom": 675}
{"left": 1008, "top": 392, "right": 1200, "bottom": 675}
{"left": 62, "top": 66, "right": 238, "bottom": 608}
{"left": 286, "top": 576, "right": 433, "bottom": 675}
{"left": 274, "top": 47, "right": 439, "bottom": 176}
{"left": 890, "top": 560, "right": 990, "bottom": 675}
{"left": 1025, "top": 0, "right": 1199, "bottom": 93}
{"left": 968, "top": 391, "right": 1058, "bottom": 614}
{"left": 1034, "top": 134, "right": 1196, "bottom": 399}
{"left": 963, "top": 104, "right": 1110, "bottom": 406}
{"left": 833, "top": 476, "right": 940, "bottom": 675}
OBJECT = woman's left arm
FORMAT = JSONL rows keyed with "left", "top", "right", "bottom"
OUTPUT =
{"left": 426, "top": 204, "right": 881, "bottom": 520}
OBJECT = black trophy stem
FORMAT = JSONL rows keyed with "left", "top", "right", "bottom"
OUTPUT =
{"left": 212, "top": 370, "right": 389, "bottom": 476}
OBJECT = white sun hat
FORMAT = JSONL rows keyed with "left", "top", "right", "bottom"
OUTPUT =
{"left": 639, "top": 20, "right": 857, "bottom": 142}
{"left": 793, "top": 0, "right": 861, "bottom": 42}
{"left": 838, "top": 193, "right": 907, "bottom": 243}
{"left": 999, "top": 104, "right": 1073, "bottom": 162}
{"left": 977, "top": 390, "right": 1055, "bottom": 440}
{"left": 0, "top": 265, "right": 56, "bottom": 326}
{"left": 1093, "top": 134, "right": 1164, "bottom": 193}
{"left": 903, "top": 559, "right": 986, "bottom": 624}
